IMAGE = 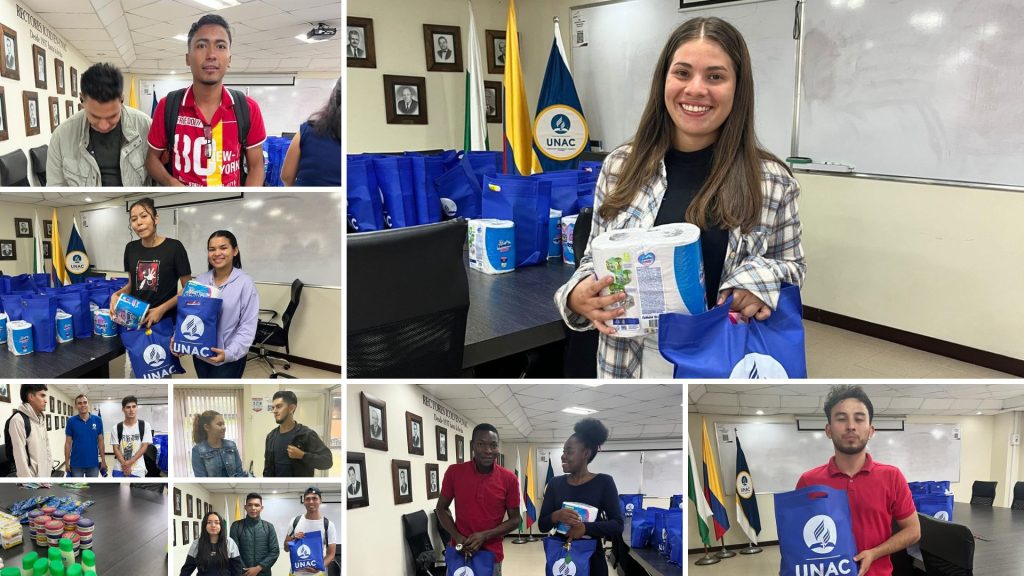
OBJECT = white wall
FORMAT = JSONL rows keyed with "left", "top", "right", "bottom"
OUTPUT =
{"left": 171, "top": 483, "right": 214, "bottom": 571}
{"left": 0, "top": 199, "right": 52, "bottom": 275}
{"left": 0, "top": 0, "right": 94, "bottom": 184}
{"left": 347, "top": 383, "right": 478, "bottom": 575}
{"left": 686, "top": 411, "right": 1015, "bottom": 548}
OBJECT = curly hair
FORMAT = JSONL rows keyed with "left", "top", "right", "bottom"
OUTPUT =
{"left": 571, "top": 418, "right": 609, "bottom": 463}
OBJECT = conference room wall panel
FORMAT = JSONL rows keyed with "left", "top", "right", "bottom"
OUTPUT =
{"left": 687, "top": 412, "right": 1005, "bottom": 548}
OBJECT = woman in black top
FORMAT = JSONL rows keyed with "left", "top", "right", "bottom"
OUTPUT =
{"left": 539, "top": 418, "right": 623, "bottom": 576}
{"left": 178, "top": 511, "right": 245, "bottom": 576}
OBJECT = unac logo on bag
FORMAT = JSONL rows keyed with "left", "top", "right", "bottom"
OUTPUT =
{"left": 737, "top": 471, "right": 754, "bottom": 499}
{"left": 552, "top": 558, "right": 577, "bottom": 576}
{"left": 182, "top": 315, "right": 205, "bottom": 341}
{"left": 297, "top": 544, "right": 311, "bottom": 560}
{"left": 453, "top": 568, "right": 475, "bottom": 576}
{"left": 803, "top": 515, "right": 837, "bottom": 554}
{"left": 934, "top": 510, "right": 949, "bottom": 521}
{"left": 144, "top": 344, "right": 167, "bottom": 368}
{"left": 729, "top": 353, "right": 789, "bottom": 379}
{"left": 625, "top": 502, "right": 635, "bottom": 516}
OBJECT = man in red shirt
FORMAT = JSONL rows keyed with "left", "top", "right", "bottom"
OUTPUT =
{"left": 146, "top": 14, "right": 266, "bottom": 187}
{"left": 436, "top": 423, "right": 522, "bottom": 576}
{"left": 797, "top": 385, "right": 920, "bottom": 576}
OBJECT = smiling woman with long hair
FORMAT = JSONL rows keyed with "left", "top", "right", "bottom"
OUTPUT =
{"left": 179, "top": 511, "right": 244, "bottom": 576}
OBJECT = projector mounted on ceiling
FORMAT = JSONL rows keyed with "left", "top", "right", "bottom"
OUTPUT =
{"left": 306, "top": 23, "right": 338, "bottom": 42}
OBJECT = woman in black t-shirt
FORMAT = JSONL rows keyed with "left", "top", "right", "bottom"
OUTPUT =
{"left": 109, "top": 197, "right": 192, "bottom": 328}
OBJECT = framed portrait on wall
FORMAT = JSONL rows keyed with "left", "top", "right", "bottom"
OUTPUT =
{"left": 425, "top": 463, "right": 440, "bottom": 499}
{"left": 1, "top": 26, "right": 18, "bottom": 80}
{"left": 0, "top": 383, "right": 10, "bottom": 403}
{"left": 23, "top": 91, "right": 39, "bottom": 136}
{"left": 15, "top": 218, "right": 31, "bottom": 238}
{"left": 361, "top": 392, "right": 388, "bottom": 451}
{"left": 173, "top": 488, "right": 182, "bottom": 515}
{"left": 46, "top": 414, "right": 51, "bottom": 431}
{"left": 187, "top": 494, "right": 193, "bottom": 517}
{"left": 435, "top": 425, "right": 448, "bottom": 462}
{"left": 31, "top": 44, "right": 45, "bottom": 90}
{"left": 181, "top": 521, "right": 189, "bottom": 545}
{"left": 54, "top": 58, "right": 64, "bottom": 94}
{"left": 65, "top": 100, "right": 73, "bottom": 120}
{"left": 0, "top": 86, "right": 8, "bottom": 141}
{"left": 392, "top": 459, "right": 412, "bottom": 504}
{"left": 455, "top": 434, "right": 465, "bottom": 463}
{"left": 384, "top": 75, "right": 427, "bottom": 125}
{"left": 406, "top": 412, "right": 424, "bottom": 456}
{"left": 346, "top": 16, "right": 376, "bottom": 69}
{"left": 70, "top": 66, "right": 77, "bottom": 97}
{"left": 347, "top": 452, "right": 369, "bottom": 509}
{"left": 192, "top": 521, "right": 198, "bottom": 539}
{"left": 48, "top": 96, "right": 59, "bottom": 132}
{"left": 0, "top": 240, "right": 15, "bottom": 261}
{"left": 423, "top": 24, "right": 463, "bottom": 72}
{"left": 484, "top": 80, "right": 502, "bottom": 124}
{"left": 486, "top": 30, "right": 506, "bottom": 75}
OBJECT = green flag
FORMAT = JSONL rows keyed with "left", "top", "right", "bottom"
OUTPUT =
{"left": 687, "top": 435, "right": 713, "bottom": 546}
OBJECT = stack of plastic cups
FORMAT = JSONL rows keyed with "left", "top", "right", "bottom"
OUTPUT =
{"left": 63, "top": 514, "right": 80, "bottom": 534}
{"left": 76, "top": 518, "right": 94, "bottom": 551}
{"left": 45, "top": 520, "right": 64, "bottom": 548}
{"left": 27, "top": 510, "right": 43, "bottom": 541}
{"left": 32, "top": 516, "right": 51, "bottom": 546}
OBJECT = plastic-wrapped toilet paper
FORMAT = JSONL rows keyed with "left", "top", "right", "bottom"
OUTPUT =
{"left": 561, "top": 214, "right": 578, "bottom": 266}
{"left": 55, "top": 311, "right": 74, "bottom": 343}
{"left": 548, "top": 209, "right": 563, "bottom": 259}
{"left": 112, "top": 293, "right": 150, "bottom": 329}
{"left": 0, "top": 312, "right": 7, "bottom": 345}
{"left": 591, "top": 223, "right": 706, "bottom": 337}
{"left": 468, "top": 219, "right": 516, "bottom": 275}
{"left": 93, "top": 310, "right": 118, "bottom": 337}
{"left": 182, "top": 279, "right": 222, "bottom": 299}
{"left": 7, "top": 320, "right": 34, "bottom": 355}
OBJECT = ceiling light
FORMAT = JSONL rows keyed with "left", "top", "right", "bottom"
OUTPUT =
{"left": 562, "top": 407, "right": 597, "bottom": 416}
{"left": 976, "top": 411, "right": 983, "bottom": 415}
{"left": 755, "top": 410, "right": 764, "bottom": 415}
{"left": 581, "top": 383, "right": 603, "bottom": 388}
{"left": 192, "top": 0, "right": 239, "bottom": 10}
{"left": 84, "top": 197, "right": 92, "bottom": 202}
{"left": 174, "top": 34, "right": 188, "bottom": 42}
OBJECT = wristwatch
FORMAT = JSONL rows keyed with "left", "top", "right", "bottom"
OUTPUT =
{"left": 455, "top": 544, "right": 463, "bottom": 552}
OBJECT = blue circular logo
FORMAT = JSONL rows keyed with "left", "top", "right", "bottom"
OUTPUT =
{"left": 637, "top": 252, "right": 655, "bottom": 266}
{"left": 550, "top": 114, "right": 571, "bottom": 134}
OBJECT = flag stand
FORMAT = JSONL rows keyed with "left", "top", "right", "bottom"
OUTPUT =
{"left": 526, "top": 524, "right": 539, "bottom": 542}
{"left": 511, "top": 530, "right": 529, "bottom": 544}
{"left": 739, "top": 541, "right": 762, "bottom": 554}
{"left": 694, "top": 545, "right": 721, "bottom": 565}
{"left": 715, "top": 540, "right": 736, "bottom": 558}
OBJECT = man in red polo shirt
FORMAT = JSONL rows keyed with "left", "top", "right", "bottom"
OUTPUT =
{"left": 797, "top": 385, "right": 920, "bottom": 576}
{"left": 146, "top": 14, "right": 266, "bottom": 187}
{"left": 436, "top": 423, "right": 522, "bottom": 576}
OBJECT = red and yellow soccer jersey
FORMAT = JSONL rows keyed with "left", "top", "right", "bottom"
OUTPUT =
{"left": 148, "top": 85, "right": 267, "bottom": 187}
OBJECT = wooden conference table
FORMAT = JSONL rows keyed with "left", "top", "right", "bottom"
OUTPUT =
{"left": 463, "top": 257, "right": 576, "bottom": 368}
{"left": 0, "top": 336, "right": 123, "bottom": 378}
{"left": 911, "top": 502, "right": 1024, "bottom": 576}
{"left": 0, "top": 484, "right": 167, "bottom": 576}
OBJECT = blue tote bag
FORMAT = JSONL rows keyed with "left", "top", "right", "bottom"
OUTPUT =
{"left": 658, "top": 283, "right": 807, "bottom": 378}
{"left": 346, "top": 155, "right": 385, "bottom": 232}
{"left": 544, "top": 537, "right": 598, "bottom": 576}
{"left": 535, "top": 170, "right": 582, "bottom": 215}
{"left": 435, "top": 158, "right": 484, "bottom": 219}
{"left": 372, "top": 155, "right": 417, "bottom": 228}
{"left": 668, "top": 494, "right": 684, "bottom": 510}
{"left": 629, "top": 508, "right": 655, "bottom": 548}
{"left": 409, "top": 154, "right": 444, "bottom": 225}
{"left": 774, "top": 485, "right": 858, "bottom": 576}
{"left": 23, "top": 295, "right": 58, "bottom": 353}
{"left": 121, "top": 318, "right": 185, "bottom": 379}
{"left": 619, "top": 494, "right": 644, "bottom": 518}
{"left": 56, "top": 291, "right": 93, "bottom": 340}
{"left": 481, "top": 174, "right": 552, "bottom": 267}
{"left": 171, "top": 297, "right": 223, "bottom": 359}
{"left": 444, "top": 546, "right": 495, "bottom": 576}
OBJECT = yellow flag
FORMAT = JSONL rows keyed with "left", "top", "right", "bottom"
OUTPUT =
{"left": 502, "top": 0, "right": 541, "bottom": 175}
{"left": 50, "top": 208, "right": 69, "bottom": 286}
{"left": 128, "top": 76, "right": 138, "bottom": 109}
{"left": 234, "top": 495, "right": 241, "bottom": 521}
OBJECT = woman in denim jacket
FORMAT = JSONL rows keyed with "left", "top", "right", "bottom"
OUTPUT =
{"left": 192, "top": 410, "right": 247, "bottom": 477}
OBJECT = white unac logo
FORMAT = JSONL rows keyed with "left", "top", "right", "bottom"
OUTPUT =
{"left": 182, "top": 315, "right": 205, "bottom": 341}
{"left": 144, "top": 344, "right": 166, "bottom": 367}
{"left": 552, "top": 558, "right": 576, "bottom": 576}
{"left": 625, "top": 503, "right": 635, "bottom": 515}
{"left": 736, "top": 471, "right": 755, "bottom": 499}
{"left": 803, "top": 515, "right": 838, "bottom": 554}
{"left": 452, "top": 568, "right": 475, "bottom": 576}
{"left": 296, "top": 544, "right": 311, "bottom": 560}
{"left": 729, "top": 353, "right": 789, "bottom": 379}
{"left": 934, "top": 511, "right": 949, "bottom": 521}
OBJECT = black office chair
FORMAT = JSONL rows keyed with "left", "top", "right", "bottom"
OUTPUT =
{"left": 280, "top": 132, "right": 296, "bottom": 139}
{"left": 1012, "top": 481, "right": 1024, "bottom": 511}
{"left": 347, "top": 220, "right": 469, "bottom": 378}
{"left": 563, "top": 207, "right": 598, "bottom": 378}
{"left": 249, "top": 278, "right": 304, "bottom": 379}
{"left": 401, "top": 510, "right": 445, "bottom": 576}
{"left": 0, "top": 150, "right": 30, "bottom": 186}
{"left": 918, "top": 513, "right": 974, "bottom": 576}
{"left": 578, "top": 150, "right": 609, "bottom": 162}
{"left": 431, "top": 510, "right": 451, "bottom": 548}
{"left": 969, "top": 481, "right": 997, "bottom": 506}
{"left": 29, "top": 145, "right": 48, "bottom": 186}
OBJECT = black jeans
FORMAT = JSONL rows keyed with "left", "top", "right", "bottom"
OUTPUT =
{"left": 194, "top": 356, "right": 246, "bottom": 379}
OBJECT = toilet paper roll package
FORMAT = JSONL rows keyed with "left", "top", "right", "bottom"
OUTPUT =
{"left": 591, "top": 223, "right": 706, "bottom": 337}
{"left": 55, "top": 311, "right": 74, "bottom": 343}
{"left": 548, "top": 209, "right": 563, "bottom": 259}
{"left": 7, "top": 320, "right": 34, "bottom": 355}
{"left": 93, "top": 310, "right": 118, "bottom": 338}
{"left": 561, "top": 214, "right": 578, "bottom": 266}
{"left": 467, "top": 219, "right": 516, "bottom": 275}
{"left": 182, "top": 280, "right": 221, "bottom": 299}
{"left": 112, "top": 293, "right": 150, "bottom": 329}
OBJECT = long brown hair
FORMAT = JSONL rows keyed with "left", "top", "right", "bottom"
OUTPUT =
{"left": 599, "top": 17, "right": 788, "bottom": 233}
{"left": 192, "top": 410, "right": 221, "bottom": 444}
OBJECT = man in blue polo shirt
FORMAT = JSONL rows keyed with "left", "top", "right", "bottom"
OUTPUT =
{"left": 64, "top": 394, "right": 108, "bottom": 477}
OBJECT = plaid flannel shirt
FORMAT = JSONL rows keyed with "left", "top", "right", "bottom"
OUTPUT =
{"left": 553, "top": 145, "right": 806, "bottom": 379}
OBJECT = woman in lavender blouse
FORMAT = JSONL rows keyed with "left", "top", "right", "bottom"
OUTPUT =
{"left": 189, "top": 230, "right": 259, "bottom": 379}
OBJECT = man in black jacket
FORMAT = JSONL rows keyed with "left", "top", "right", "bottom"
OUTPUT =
{"left": 229, "top": 493, "right": 279, "bottom": 576}
{"left": 264, "top": 390, "right": 333, "bottom": 477}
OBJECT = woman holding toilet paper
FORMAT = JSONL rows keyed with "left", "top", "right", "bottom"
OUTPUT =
{"left": 555, "top": 17, "right": 805, "bottom": 379}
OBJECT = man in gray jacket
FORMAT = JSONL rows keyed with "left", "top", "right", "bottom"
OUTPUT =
{"left": 46, "top": 63, "right": 152, "bottom": 186}
{"left": 7, "top": 385, "right": 52, "bottom": 477}
{"left": 229, "top": 492, "right": 280, "bottom": 576}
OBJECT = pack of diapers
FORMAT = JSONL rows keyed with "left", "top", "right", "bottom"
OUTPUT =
{"left": 182, "top": 279, "right": 222, "bottom": 299}
{"left": 467, "top": 219, "right": 516, "bottom": 275}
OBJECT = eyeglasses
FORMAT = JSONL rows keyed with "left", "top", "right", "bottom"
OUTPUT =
{"left": 204, "top": 124, "right": 213, "bottom": 160}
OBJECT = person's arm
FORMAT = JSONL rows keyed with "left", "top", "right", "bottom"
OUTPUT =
{"left": 435, "top": 493, "right": 464, "bottom": 548}
{"left": 584, "top": 476, "right": 624, "bottom": 539}
{"left": 179, "top": 547, "right": 199, "bottom": 576}
{"left": 111, "top": 431, "right": 126, "bottom": 467}
{"left": 242, "top": 100, "right": 267, "bottom": 187}
{"left": 243, "top": 145, "right": 265, "bottom": 187}
{"left": 263, "top": 432, "right": 274, "bottom": 478}
{"left": 191, "top": 447, "right": 207, "bottom": 477}
{"left": 538, "top": 478, "right": 558, "bottom": 533}
{"left": 260, "top": 521, "right": 281, "bottom": 571}
{"left": 854, "top": 512, "right": 920, "bottom": 576}
{"left": 280, "top": 131, "right": 301, "bottom": 186}
{"left": 231, "top": 446, "right": 247, "bottom": 478}
{"left": 223, "top": 277, "right": 259, "bottom": 362}
{"left": 97, "top": 431, "right": 108, "bottom": 472}
{"left": 324, "top": 543, "right": 336, "bottom": 566}
{"left": 229, "top": 551, "right": 246, "bottom": 576}
{"left": 64, "top": 435, "right": 73, "bottom": 474}
{"left": 146, "top": 146, "right": 185, "bottom": 187}
{"left": 10, "top": 415, "right": 31, "bottom": 478}
{"left": 296, "top": 430, "right": 334, "bottom": 470}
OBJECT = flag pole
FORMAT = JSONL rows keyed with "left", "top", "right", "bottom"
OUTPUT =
{"left": 694, "top": 544, "right": 720, "bottom": 565}
{"left": 715, "top": 538, "right": 736, "bottom": 558}
{"left": 511, "top": 529, "right": 528, "bottom": 544}
{"left": 526, "top": 522, "right": 539, "bottom": 542}
{"left": 740, "top": 540, "right": 762, "bottom": 554}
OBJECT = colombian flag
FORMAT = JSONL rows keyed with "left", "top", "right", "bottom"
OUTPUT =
{"left": 502, "top": 0, "right": 540, "bottom": 175}
{"left": 701, "top": 416, "right": 730, "bottom": 540}
{"left": 50, "top": 208, "right": 69, "bottom": 286}
{"left": 524, "top": 447, "right": 537, "bottom": 528}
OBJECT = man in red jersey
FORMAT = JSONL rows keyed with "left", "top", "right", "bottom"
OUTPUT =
{"left": 797, "top": 385, "right": 920, "bottom": 576}
{"left": 146, "top": 14, "right": 266, "bottom": 187}
{"left": 436, "top": 423, "right": 522, "bottom": 576}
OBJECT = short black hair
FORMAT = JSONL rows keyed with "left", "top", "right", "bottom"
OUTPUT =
{"left": 824, "top": 385, "right": 874, "bottom": 423}
{"left": 571, "top": 418, "right": 609, "bottom": 463}
{"left": 122, "top": 395, "right": 138, "bottom": 408}
{"left": 245, "top": 493, "right": 262, "bottom": 504}
{"left": 20, "top": 385, "right": 47, "bottom": 403}
{"left": 272, "top": 390, "right": 297, "bottom": 406}
{"left": 80, "top": 63, "right": 123, "bottom": 103}
{"left": 188, "top": 14, "right": 232, "bottom": 48}
{"left": 471, "top": 423, "right": 499, "bottom": 442}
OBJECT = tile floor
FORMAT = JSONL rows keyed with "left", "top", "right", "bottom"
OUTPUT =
{"left": 687, "top": 546, "right": 782, "bottom": 575}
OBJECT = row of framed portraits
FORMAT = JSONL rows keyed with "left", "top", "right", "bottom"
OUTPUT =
{"left": 0, "top": 86, "right": 81, "bottom": 142}
{"left": 359, "top": 392, "right": 466, "bottom": 462}
{"left": 171, "top": 487, "right": 212, "bottom": 519}
{"left": 1, "top": 24, "right": 80, "bottom": 94}
{"left": 346, "top": 452, "right": 442, "bottom": 510}
{"left": 347, "top": 17, "right": 508, "bottom": 76}
{"left": 382, "top": 74, "right": 503, "bottom": 126}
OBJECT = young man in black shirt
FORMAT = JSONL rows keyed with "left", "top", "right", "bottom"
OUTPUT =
{"left": 263, "top": 391, "right": 333, "bottom": 477}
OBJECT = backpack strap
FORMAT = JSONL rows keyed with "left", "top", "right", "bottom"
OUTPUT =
{"left": 139, "top": 420, "right": 146, "bottom": 440}
{"left": 227, "top": 88, "right": 251, "bottom": 183}
{"left": 288, "top": 515, "right": 300, "bottom": 537}
{"left": 163, "top": 88, "right": 187, "bottom": 177}
{"left": 116, "top": 422, "right": 123, "bottom": 445}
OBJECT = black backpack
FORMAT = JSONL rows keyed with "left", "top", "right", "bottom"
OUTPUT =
{"left": 162, "top": 87, "right": 251, "bottom": 183}
{"left": 3, "top": 410, "right": 31, "bottom": 477}
{"left": 116, "top": 419, "right": 146, "bottom": 446}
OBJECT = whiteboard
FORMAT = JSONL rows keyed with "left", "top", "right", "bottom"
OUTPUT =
{"left": 570, "top": 0, "right": 797, "bottom": 159}
{"left": 588, "top": 449, "right": 683, "bottom": 498}
{"left": 797, "top": 0, "right": 1024, "bottom": 187}
{"left": 81, "top": 205, "right": 179, "bottom": 272}
{"left": 141, "top": 78, "right": 336, "bottom": 138}
{"left": 713, "top": 422, "right": 961, "bottom": 495}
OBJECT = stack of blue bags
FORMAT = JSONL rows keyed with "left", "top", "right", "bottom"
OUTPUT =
{"left": 346, "top": 150, "right": 603, "bottom": 267}
{"left": 262, "top": 136, "right": 292, "bottom": 187}
{"left": 619, "top": 493, "right": 683, "bottom": 566}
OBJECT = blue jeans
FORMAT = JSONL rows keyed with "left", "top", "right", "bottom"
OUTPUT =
{"left": 194, "top": 356, "right": 247, "bottom": 379}
{"left": 69, "top": 467, "right": 99, "bottom": 477}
